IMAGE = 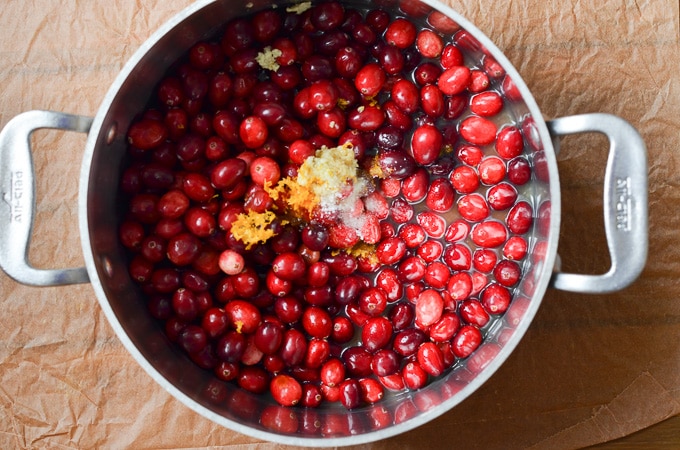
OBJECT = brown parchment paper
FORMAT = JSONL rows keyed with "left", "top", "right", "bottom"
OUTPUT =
{"left": 1, "top": 0, "right": 678, "bottom": 448}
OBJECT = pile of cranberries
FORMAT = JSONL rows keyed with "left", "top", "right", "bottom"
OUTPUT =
{"left": 118, "top": 1, "right": 535, "bottom": 415}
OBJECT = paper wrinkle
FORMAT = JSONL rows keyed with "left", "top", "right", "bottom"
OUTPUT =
{"left": 527, "top": 371, "right": 680, "bottom": 449}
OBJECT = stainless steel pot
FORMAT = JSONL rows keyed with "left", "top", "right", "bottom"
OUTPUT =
{"left": 0, "top": 0, "right": 648, "bottom": 446}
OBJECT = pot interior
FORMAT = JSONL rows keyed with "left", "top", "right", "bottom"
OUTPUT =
{"left": 80, "top": 0, "right": 558, "bottom": 445}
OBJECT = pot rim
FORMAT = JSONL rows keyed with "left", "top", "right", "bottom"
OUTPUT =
{"left": 77, "top": 0, "right": 561, "bottom": 446}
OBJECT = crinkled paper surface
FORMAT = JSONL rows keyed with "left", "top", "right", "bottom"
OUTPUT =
{"left": 1, "top": 0, "right": 678, "bottom": 448}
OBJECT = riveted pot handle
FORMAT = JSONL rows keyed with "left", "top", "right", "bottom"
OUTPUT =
{"left": 546, "top": 113, "right": 648, "bottom": 293}
{"left": 0, "top": 110, "right": 92, "bottom": 286}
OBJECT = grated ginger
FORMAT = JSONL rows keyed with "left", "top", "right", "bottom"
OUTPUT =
{"left": 296, "top": 142, "right": 358, "bottom": 207}
{"left": 256, "top": 46, "right": 283, "bottom": 71}
{"left": 286, "top": 2, "right": 312, "bottom": 14}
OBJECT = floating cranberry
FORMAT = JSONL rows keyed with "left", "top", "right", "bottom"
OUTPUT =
{"left": 458, "top": 193, "right": 490, "bottom": 222}
{"left": 481, "top": 283, "right": 512, "bottom": 314}
{"left": 416, "top": 29, "right": 443, "bottom": 58}
{"left": 478, "top": 156, "right": 506, "bottom": 185}
{"left": 493, "top": 260, "right": 521, "bottom": 287}
{"left": 417, "top": 342, "right": 445, "bottom": 376}
{"left": 376, "top": 236, "right": 407, "bottom": 265}
{"left": 239, "top": 116, "right": 268, "bottom": 149}
{"left": 470, "top": 91, "right": 503, "bottom": 117}
{"left": 393, "top": 328, "right": 426, "bottom": 357}
{"left": 402, "top": 361, "right": 428, "bottom": 390}
{"left": 496, "top": 126, "right": 524, "bottom": 159}
{"left": 438, "top": 66, "right": 471, "bottom": 95}
{"left": 269, "top": 374, "right": 302, "bottom": 407}
{"left": 354, "top": 63, "right": 386, "bottom": 97}
{"left": 415, "top": 289, "right": 444, "bottom": 328}
{"left": 128, "top": 118, "right": 168, "bottom": 150}
{"left": 503, "top": 236, "right": 528, "bottom": 260}
{"left": 410, "top": 123, "right": 442, "bottom": 165}
{"left": 452, "top": 325, "right": 483, "bottom": 358}
{"left": 507, "top": 201, "right": 534, "bottom": 234}
{"left": 302, "top": 306, "right": 333, "bottom": 339}
{"left": 362, "top": 316, "right": 393, "bottom": 353}
{"left": 392, "top": 79, "right": 420, "bottom": 114}
{"left": 225, "top": 299, "right": 261, "bottom": 334}
{"left": 429, "top": 313, "right": 461, "bottom": 343}
{"left": 459, "top": 115, "right": 498, "bottom": 145}
{"left": 507, "top": 156, "right": 532, "bottom": 185}
{"left": 425, "top": 178, "right": 455, "bottom": 212}
{"left": 471, "top": 220, "right": 508, "bottom": 248}
{"left": 460, "top": 299, "right": 490, "bottom": 327}
{"left": 384, "top": 18, "right": 417, "bottom": 49}
{"left": 443, "top": 243, "right": 472, "bottom": 271}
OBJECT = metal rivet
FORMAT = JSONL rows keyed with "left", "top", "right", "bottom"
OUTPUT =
{"left": 105, "top": 122, "right": 117, "bottom": 145}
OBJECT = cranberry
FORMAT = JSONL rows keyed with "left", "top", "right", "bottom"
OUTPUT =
{"left": 391, "top": 328, "right": 425, "bottom": 357}
{"left": 279, "top": 329, "right": 307, "bottom": 367}
{"left": 410, "top": 123, "right": 443, "bottom": 165}
{"left": 376, "top": 236, "right": 407, "bottom": 265}
{"left": 331, "top": 316, "right": 355, "bottom": 344}
{"left": 503, "top": 236, "right": 528, "bottom": 260}
{"left": 358, "top": 287, "right": 388, "bottom": 316}
{"left": 359, "top": 377, "right": 384, "bottom": 404}
{"left": 166, "top": 232, "right": 201, "bottom": 266}
{"left": 127, "top": 118, "right": 168, "bottom": 150}
{"left": 508, "top": 156, "right": 532, "bottom": 185}
{"left": 423, "top": 261, "right": 450, "bottom": 289}
{"left": 304, "top": 338, "right": 331, "bottom": 369}
{"left": 429, "top": 313, "right": 461, "bottom": 343}
{"left": 384, "top": 18, "right": 416, "bottom": 49}
{"left": 225, "top": 299, "right": 261, "bottom": 334}
{"left": 354, "top": 63, "right": 386, "bottom": 97}
{"left": 443, "top": 243, "right": 472, "bottom": 271}
{"left": 460, "top": 116, "right": 498, "bottom": 146}
{"left": 496, "top": 126, "right": 524, "bottom": 159}
{"left": 302, "top": 306, "right": 333, "bottom": 339}
{"left": 420, "top": 84, "right": 445, "bottom": 118}
{"left": 425, "top": 178, "right": 455, "bottom": 212}
{"left": 494, "top": 260, "right": 521, "bottom": 287}
{"left": 460, "top": 298, "right": 490, "bottom": 327}
{"left": 452, "top": 325, "right": 483, "bottom": 358}
{"left": 481, "top": 283, "right": 512, "bottom": 314}
{"left": 473, "top": 248, "right": 498, "bottom": 273}
{"left": 239, "top": 116, "right": 268, "bottom": 149}
{"left": 254, "top": 321, "right": 284, "bottom": 355}
{"left": 415, "top": 289, "right": 444, "bottom": 328}
{"left": 471, "top": 220, "right": 508, "bottom": 248}
{"left": 417, "top": 239, "right": 443, "bottom": 263}
{"left": 458, "top": 193, "right": 490, "bottom": 222}
{"left": 507, "top": 201, "right": 534, "bottom": 234}
{"left": 417, "top": 341, "right": 445, "bottom": 376}
{"left": 438, "top": 66, "right": 471, "bottom": 95}
{"left": 311, "top": 1, "right": 346, "bottom": 31}
{"left": 470, "top": 91, "right": 503, "bottom": 117}
{"left": 416, "top": 30, "right": 443, "bottom": 58}
{"left": 478, "top": 156, "right": 506, "bottom": 185}
{"left": 342, "top": 346, "right": 373, "bottom": 378}
{"left": 348, "top": 104, "right": 386, "bottom": 131}
{"left": 402, "top": 361, "right": 428, "bottom": 390}
{"left": 271, "top": 252, "right": 306, "bottom": 281}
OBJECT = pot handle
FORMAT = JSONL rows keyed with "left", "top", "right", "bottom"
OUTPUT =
{"left": 546, "top": 113, "right": 648, "bottom": 293}
{"left": 0, "top": 110, "right": 92, "bottom": 286}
